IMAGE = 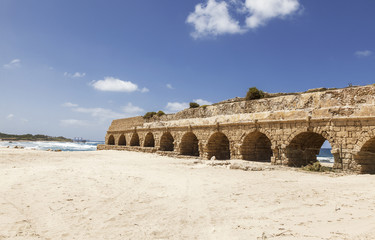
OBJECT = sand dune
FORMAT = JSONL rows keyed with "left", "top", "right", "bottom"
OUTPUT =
{"left": 1, "top": 148, "right": 375, "bottom": 239}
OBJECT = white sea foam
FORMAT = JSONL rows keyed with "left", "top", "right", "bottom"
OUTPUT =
{"left": 0, "top": 141, "right": 103, "bottom": 151}
{"left": 317, "top": 156, "right": 334, "bottom": 163}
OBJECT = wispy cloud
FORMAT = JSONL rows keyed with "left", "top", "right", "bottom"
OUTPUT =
{"left": 193, "top": 99, "right": 212, "bottom": 105}
{"left": 60, "top": 119, "right": 91, "bottom": 127}
{"left": 62, "top": 102, "right": 79, "bottom": 108}
{"left": 187, "top": 0, "right": 301, "bottom": 39}
{"left": 140, "top": 87, "right": 150, "bottom": 93}
{"left": 122, "top": 103, "right": 144, "bottom": 115}
{"left": 6, "top": 114, "right": 14, "bottom": 120}
{"left": 61, "top": 102, "right": 145, "bottom": 125}
{"left": 73, "top": 107, "right": 127, "bottom": 121}
{"left": 165, "top": 102, "right": 189, "bottom": 113}
{"left": 166, "top": 84, "right": 174, "bottom": 89}
{"left": 90, "top": 77, "right": 149, "bottom": 93}
{"left": 165, "top": 98, "right": 213, "bottom": 113}
{"left": 64, "top": 72, "right": 86, "bottom": 78}
{"left": 355, "top": 50, "right": 372, "bottom": 57}
{"left": 3, "top": 59, "right": 21, "bottom": 69}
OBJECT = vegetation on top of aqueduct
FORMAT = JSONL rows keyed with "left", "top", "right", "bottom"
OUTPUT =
{"left": 245, "top": 87, "right": 265, "bottom": 100}
{"left": 189, "top": 102, "right": 200, "bottom": 108}
{"left": 143, "top": 111, "right": 165, "bottom": 119}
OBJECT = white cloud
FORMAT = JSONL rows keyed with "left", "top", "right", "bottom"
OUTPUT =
{"left": 187, "top": 0, "right": 301, "bottom": 38}
{"left": 166, "top": 84, "right": 174, "bottom": 89}
{"left": 164, "top": 99, "right": 213, "bottom": 113}
{"left": 64, "top": 72, "right": 86, "bottom": 78}
{"left": 62, "top": 102, "right": 78, "bottom": 108}
{"left": 193, "top": 99, "right": 213, "bottom": 105}
{"left": 60, "top": 119, "right": 91, "bottom": 127}
{"left": 6, "top": 114, "right": 14, "bottom": 120}
{"left": 122, "top": 103, "right": 144, "bottom": 115}
{"left": 3, "top": 59, "right": 21, "bottom": 69}
{"left": 355, "top": 50, "right": 372, "bottom": 57}
{"left": 186, "top": 0, "right": 244, "bottom": 39}
{"left": 61, "top": 102, "right": 145, "bottom": 124}
{"left": 140, "top": 87, "right": 150, "bottom": 93}
{"left": 165, "top": 102, "right": 189, "bottom": 113}
{"left": 244, "top": 0, "right": 300, "bottom": 28}
{"left": 73, "top": 107, "right": 126, "bottom": 121}
{"left": 90, "top": 77, "right": 148, "bottom": 93}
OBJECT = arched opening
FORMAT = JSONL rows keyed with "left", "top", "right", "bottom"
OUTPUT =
{"left": 241, "top": 131, "right": 272, "bottom": 162}
{"left": 206, "top": 132, "right": 230, "bottom": 160}
{"left": 130, "top": 133, "right": 140, "bottom": 146}
{"left": 118, "top": 134, "right": 126, "bottom": 146}
{"left": 180, "top": 132, "right": 199, "bottom": 156}
{"left": 144, "top": 132, "right": 155, "bottom": 147}
{"left": 355, "top": 137, "right": 375, "bottom": 173}
{"left": 107, "top": 135, "right": 115, "bottom": 145}
{"left": 160, "top": 132, "right": 174, "bottom": 151}
{"left": 286, "top": 132, "right": 328, "bottom": 167}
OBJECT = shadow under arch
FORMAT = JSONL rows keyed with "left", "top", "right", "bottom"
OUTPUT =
{"left": 144, "top": 132, "right": 155, "bottom": 147}
{"left": 354, "top": 136, "right": 375, "bottom": 174}
{"left": 107, "top": 135, "right": 115, "bottom": 145}
{"left": 206, "top": 132, "right": 230, "bottom": 160}
{"left": 160, "top": 132, "right": 174, "bottom": 151}
{"left": 118, "top": 134, "right": 126, "bottom": 146}
{"left": 241, "top": 131, "right": 272, "bottom": 162}
{"left": 180, "top": 132, "right": 199, "bottom": 156}
{"left": 286, "top": 131, "right": 336, "bottom": 167}
{"left": 130, "top": 132, "right": 140, "bottom": 146}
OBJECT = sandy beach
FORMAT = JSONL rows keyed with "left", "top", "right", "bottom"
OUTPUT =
{"left": 1, "top": 148, "right": 375, "bottom": 239}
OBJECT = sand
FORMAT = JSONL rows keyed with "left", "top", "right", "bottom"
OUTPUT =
{"left": 1, "top": 148, "right": 375, "bottom": 239}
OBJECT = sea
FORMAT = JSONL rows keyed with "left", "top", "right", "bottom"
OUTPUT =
{"left": 0, "top": 141, "right": 104, "bottom": 151}
{"left": 317, "top": 148, "right": 334, "bottom": 164}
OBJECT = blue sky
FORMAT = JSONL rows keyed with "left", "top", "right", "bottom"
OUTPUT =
{"left": 0, "top": 0, "right": 374, "bottom": 140}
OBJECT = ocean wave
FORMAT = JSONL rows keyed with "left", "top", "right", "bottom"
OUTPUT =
{"left": 317, "top": 156, "right": 334, "bottom": 163}
{"left": 0, "top": 141, "right": 102, "bottom": 151}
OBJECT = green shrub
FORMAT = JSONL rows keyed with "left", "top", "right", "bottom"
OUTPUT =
{"left": 246, "top": 87, "right": 264, "bottom": 100}
{"left": 302, "top": 162, "right": 331, "bottom": 172}
{"left": 189, "top": 102, "right": 200, "bottom": 108}
{"left": 156, "top": 110, "right": 165, "bottom": 117}
{"left": 200, "top": 105, "right": 209, "bottom": 109}
{"left": 143, "top": 112, "right": 156, "bottom": 119}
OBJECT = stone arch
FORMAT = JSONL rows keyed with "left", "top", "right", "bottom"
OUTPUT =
{"left": 286, "top": 131, "right": 333, "bottom": 167}
{"left": 107, "top": 135, "right": 115, "bottom": 145}
{"left": 118, "top": 134, "right": 126, "bottom": 146}
{"left": 287, "top": 129, "right": 335, "bottom": 148}
{"left": 354, "top": 135, "right": 375, "bottom": 174}
{"left": 144, "top": 132, "right": 155, "bottom": 147}
{"left": 353, "top": 130, "right": 375, "bottom": 153}
{"left": 180, "top": 132, "right": 199, "bottom": 156}
{"left": 130, "top": 132, "right": 140, "bottom": 146}
{"left": 160, "top": 132, "right": 174, "bottom": 151}
{"left": 206, "top": 132, "right": 230, "bottom": 160}
{"left": 241, "top": 131, "right": 272, "bottom": 162}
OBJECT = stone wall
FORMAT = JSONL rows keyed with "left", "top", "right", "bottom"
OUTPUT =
{"left": 99, "top": 85, "right": 375, "bottom": 174}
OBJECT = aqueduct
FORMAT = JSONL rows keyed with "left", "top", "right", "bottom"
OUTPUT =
{"left": 98, "top": 85, "right": 375, "bottom": 173}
